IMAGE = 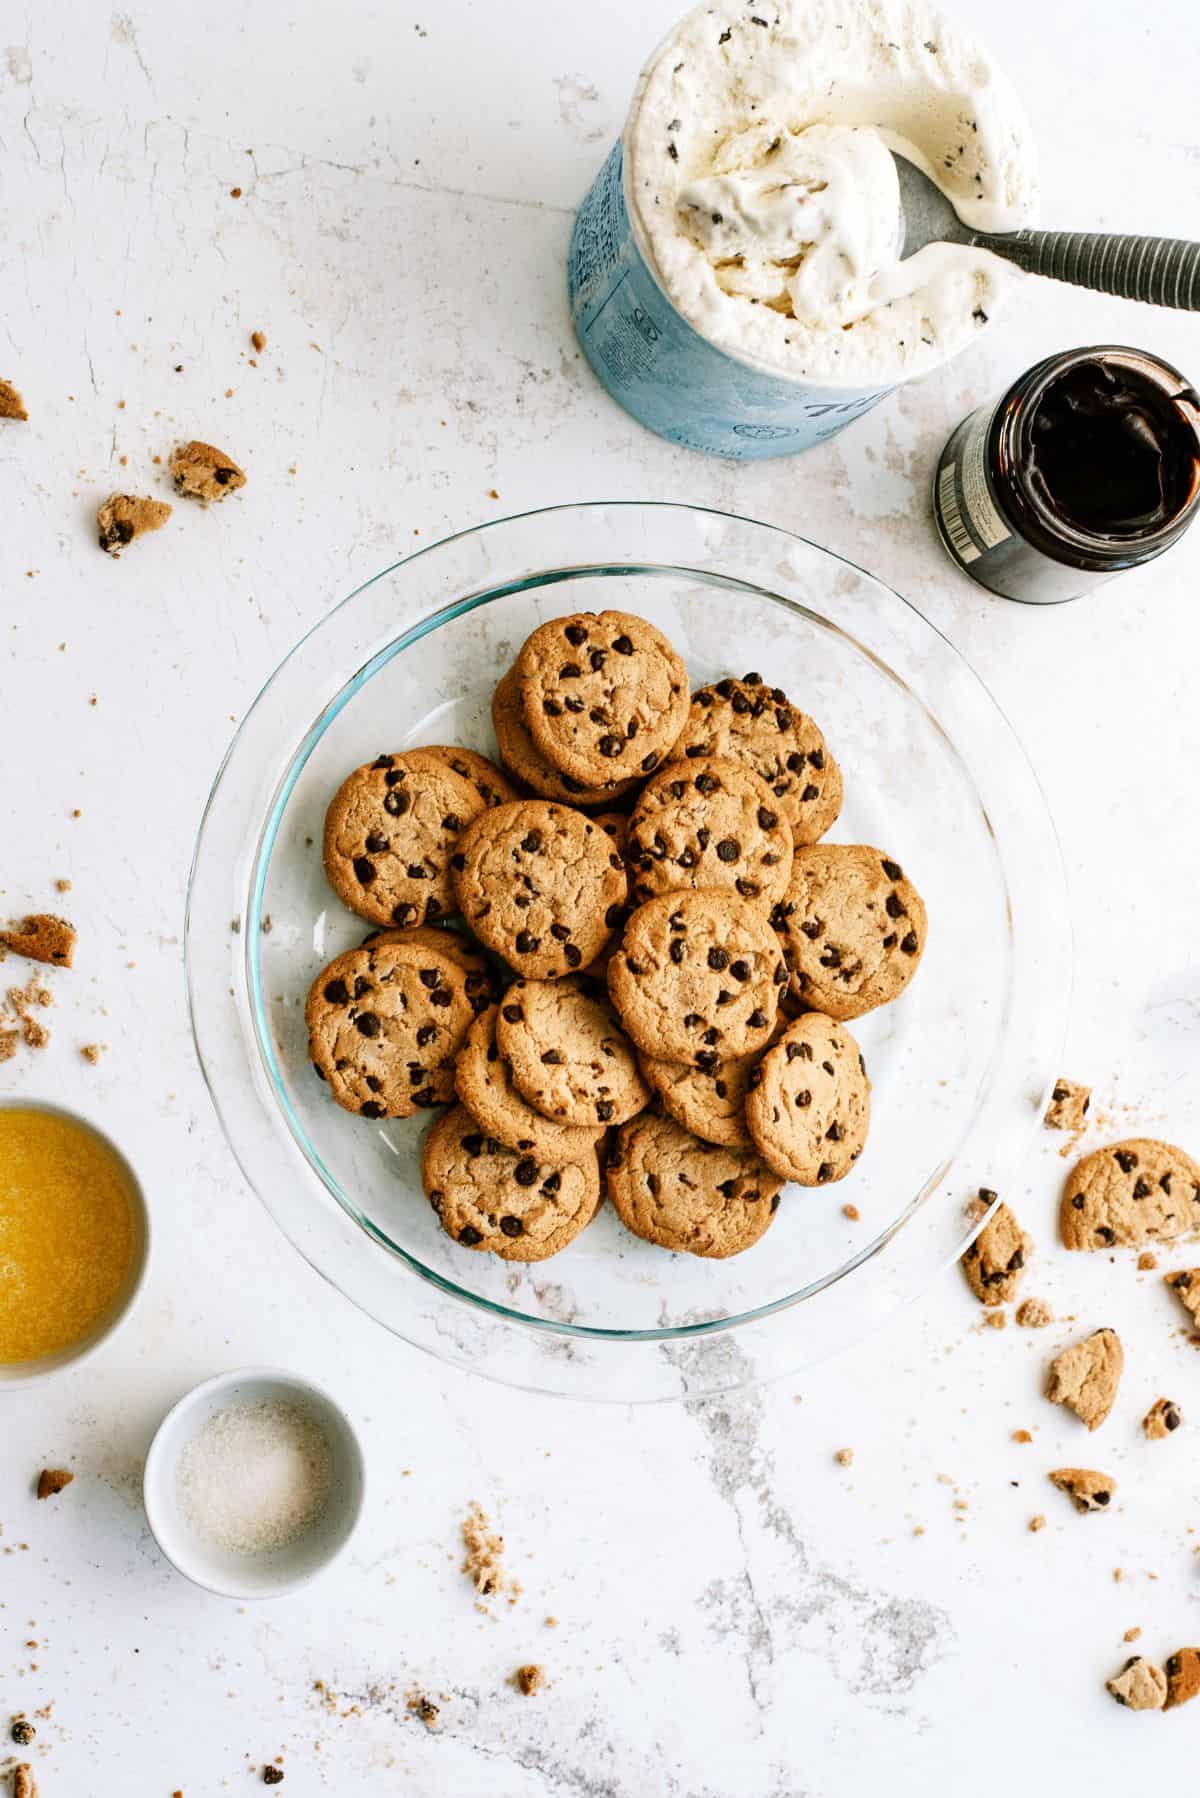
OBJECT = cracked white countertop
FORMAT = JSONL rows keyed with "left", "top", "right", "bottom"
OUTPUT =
{"left": 3, "top": 2, "right": 1200, "bottom": 1792}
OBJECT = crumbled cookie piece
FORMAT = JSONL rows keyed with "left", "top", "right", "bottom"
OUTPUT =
{"left": 1016, "top": 1297, "right": 1052, "bottom": 1329}
{"left": 10, "top": 1720, "right": 34, "bottom": 1745}
{"left": 1125, "top": 1627, "right": 1142, "bottom": 1643}
{"left": 1143, "top": 1398, "right": 1182, "bottom": 1440}
{"left": 1044, "top": 1078, "right": 1090, "bottom": 1131}
{"left": 14, "top": 1765, "right": 37, "bottom": 1798}
{"left": 36, "top": 1468, "right": 73, "bottom": 1499}
{"left": 960, "top": 1192, "right": 1031, "bottom": 1307}
{"left": 514, "top": 1664, "right": 544, "bottom": 1697}
{"left": 462, "top": 1501, "right": 514, "bottom": 1602}
{"left": 1047, "top": 1328, "right": 1124, "bottom": 1431}
{"left": 262, "top": 1768, "right": 284, "bottom": 1786}
{"left": 1164, "top": 1268, "right": 1200, "bottom": 1327}
{"left": 1, "top": 914, "right": 75, "bottom": 968}
{"left": 1028, "top": 1514, "right": 1046, "bottom": 1533}
{"left": 1138, "top": 1251, "right": 1158, "bottom": 1271}
{"left": 170, "top": 439, "right": 246, "bottom": 503}
{"left": 80, "top": 1043, "right": 103, "bottom": 1064}
{"left": 1048, "top": 1467, "right": 1116, "bottom": 1513}
{"left": 97, "top": 492, "right": 172, "bottom": 556}
{"left": 0, "top": 1029, "right": 19, "bottom": 1063}
{"left": 1012, "top": 1428, "right": 1032, "bottom": 1444}
{"left": 0, "top": 378, "right": 29, "bottom": 421}
{"left": 834, "top": 1447, "right": 854, "bottom": 1467}
{"left": 1107, "top": 1656, "right": 1167, "bottom": 1711}
{"left": 251, "top": 330, "right": 267, "bottom": 353}
{"left": 407, "top": 1693, "right": 439, "bottom": 1729}
{"left": 1165, "top": 1648, "right": 1200, "bottom": 1710}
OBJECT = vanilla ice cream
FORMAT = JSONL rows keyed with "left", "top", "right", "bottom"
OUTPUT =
{"left": 625, "top": 0, "right": 1038, "bottom": 384}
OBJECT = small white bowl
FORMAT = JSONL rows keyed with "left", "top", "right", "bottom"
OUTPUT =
{"left": 0, "top": 1100, "right": 151, "bottom": 1390}
{"left": 143, "top": 1367, "right": 365, "bottom": 1599}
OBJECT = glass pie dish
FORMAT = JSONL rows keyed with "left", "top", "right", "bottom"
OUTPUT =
{"left": 185, "top": 502, "right": 1069, "bottom": 1401}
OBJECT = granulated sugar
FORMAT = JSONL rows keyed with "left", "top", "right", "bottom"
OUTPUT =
{"left": 177, "top": 1399, "right": 332, "bottom": 1554}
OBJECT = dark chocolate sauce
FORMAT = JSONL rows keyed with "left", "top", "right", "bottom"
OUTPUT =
{"left": 1022, "top": 359, "right": 1200, "bottom": 538}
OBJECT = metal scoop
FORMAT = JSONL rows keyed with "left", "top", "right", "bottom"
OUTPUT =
{"left": 894, "top": 152, "right": 1200, "bottom": 310}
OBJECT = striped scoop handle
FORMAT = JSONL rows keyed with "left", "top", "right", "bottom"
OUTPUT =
{"left": 975, "top": 229, "right": 1200, "bottom": 310}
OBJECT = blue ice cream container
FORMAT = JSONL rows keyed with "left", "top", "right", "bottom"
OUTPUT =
{"left": 568, "top": 140, "right": 896, "bottom": 460}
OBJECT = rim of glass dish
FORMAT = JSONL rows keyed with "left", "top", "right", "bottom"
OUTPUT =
{"left": 184, "top": 500, "right": 1064, "bottom": 1348}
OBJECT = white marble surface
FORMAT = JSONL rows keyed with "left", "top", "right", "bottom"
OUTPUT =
{"left": 3, "top": 1, "right": 1200, "bottom": 1791}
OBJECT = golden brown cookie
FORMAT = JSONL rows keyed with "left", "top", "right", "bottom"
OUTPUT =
{"left": 669, "top": 673, "right": 842, "bottom": 843}
{"left": 744, "top": 1012, "right": 870, "bottom": 1186}
{"left": 770, "top": 844, "right": 927, "bottom": 1019}
{"left": 454, "top": 1005, "right": 603, "bottom": 1160}
{"left": 495, "top": 977, "right": 649, "bottom": 1128}
{"left": 626, "top": 756, "right": 794, "bottom": 909}
{"left": 1048, "top": 1468, "right": 1116, "bottom": 1513}
{"left": 491, "top": 668, "right": 638, "bottom": 807}
{"left": 97, "top": 493, "right": 172, "bottom": 557}
{"left": 515, "top": 611, "right": 689, "bottom": 787}
{"left": 959, "top": 1192, "right": 1031, "bottom": 1307}
{"left": 305, "top": 935, "right": 478, "bottom": 1118}
{"left": 421, "top": 745, "right": 520, "bottom": 810}
{"left": 637, "top": 1027, "right": 784, "bottom": 1151}
{"left": 169, "top": 439, "right": 246, "bottom": 503}
{"left": 323, "top": 750, "right": 485, "bottom": 929}
{"left": 1046, "top": 1328, "right": 1124, "bottom": 1431}
{"left": 421, "top": 1104, "right": 600, "bottom": 1260}
{"left": 0, "top": 913, "right": 76, "bottom": 968}
{"left": 1107, "top": 1657, "right": 1167, "bottom": 1710}
{"left": 605, "top": 1109, "right": 782, "bottom": 1258}
{"left": 451, "top": 800, "right": 627, "bottom": 979}
{"left": 1061, "top": 1139, "right": 1200, "bottom": 1251}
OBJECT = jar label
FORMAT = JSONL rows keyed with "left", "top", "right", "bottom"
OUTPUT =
{"left": 936, "top": 405, "right": 1011, "bottom": 563}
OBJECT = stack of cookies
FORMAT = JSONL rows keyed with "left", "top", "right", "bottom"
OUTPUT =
{"left": 305, "top": 609, "right": 928, "bottom": 1264}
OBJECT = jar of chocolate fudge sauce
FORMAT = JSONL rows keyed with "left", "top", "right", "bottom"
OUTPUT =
{"left": 933, "top": 346, "right": 1200, "bottom": 602}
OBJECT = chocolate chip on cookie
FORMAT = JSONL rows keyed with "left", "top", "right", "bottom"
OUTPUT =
{"left": 492, "top": 667, "right": 638, "bottom": 806}
{"left": 744, "top": 1012, "right": 870, "bottom": 1185}
{"left": 605, "top": 1109, "right": 783, "bottom": 1258}
{"left": 97, "top": 493, "right": 172, "bottom": 557}
{"left": 1046, "top": 1328, "right": 1124, "bottom": 1431}
{"left": 421, "top": 745, "right": 520, "bottom": 809}
{"left": 451, "top": 799, "right": 627, "bottom": 979}
{"left": 668, "top": 673, "right": 842, "bottom": 844}
{"left": 770, "top": 844, "right": 927, "bottom": 1019}
{"left": 305, "top": 935, "right": 479, "bottom": 1118}
{"left": 637, "top": 1028, "right": 782, "bottom": 1151}
{"left": 1048, "top": 1467, "right": 1117, "bottom": 1513}
{"left": 454, "top": 1004, "right": 603, "bottom": 1160}
{"left": 626, "top": 755, "right": 794, "bottom": 908}
{"left": 959, "top": 1193, "right": 1031, "bottom": 1307}
{"left": 323, "top": 749, "right": 486, "bottom": 930}
{"left": 1044, "top": 1077, "right": 1090, "bottom": 1132}
{"left": 515, "top": 611, "right": 689, "bottom": 787}
{"left": 1143, "top": 1397, "right": 1182, "bottom": 1440}
{"left": 421, "top": 1104, "right": 600, "bottom": 1261}
{"left": 1164, "top": 1266, "right": 1200, "bottom": 1327}
{"left": 169, "top": 439, "right": 246, "bottom": 503}
{"left": 494, "top": 976, "right": 649, "bottom": 1128}
{"left": 607, "top": 891, "right": 783, "bottom": 1067}
{"left": 1060, "top": 1138, "right": 1200, "bottom": 1252}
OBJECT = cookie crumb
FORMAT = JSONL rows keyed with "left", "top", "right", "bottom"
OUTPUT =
{"left": 1107, "top": 1655, "right": 1167, "bottom": 1711}
{"left": 514, "top": 1664, "right": 544, "bottom": 1696}
{"left": 13, "top": 1765, "right": 36, "bottom": 1798}
{"left": 1012, "top": 1429, "right": 1032, "bottom": 1444}
{"left": 1164, "top": 1268, "right": 1200, "bottom": 1327}
{"left": 1137, "top": 1251, "right": 1157, "bottom": 1271}
{"left": 262, "top": 1769, "right": 284, "bottom": 1786}
{"left": 1165, "top": 1649, "right": 1200, "bottom": 1710}
{"left": 97, "top": 493, "right": 171, "bottom": 557}
{"left": 170, "top": 440, "right": 246, "bottom": 504}
{"left": 0, "top": 378, "right": 28, "bottom": 421}
{"left": 842, "top": 1202, "right": 859, "bottom": 1220}
{"left": 1015, "top": 1297, "right": 1052, "bottom": 1328}
{"left": 1047, "top": 1328, "right": 1123, "bottom": 1431}
{"left": 1044, "top": 1078, "right": 1090, "bottom": 1131}
{"left": 1143, "top": 1397, "right": 1182, "bottom": 1440}
{"left": 250, "top": 330, "right": 267, "bottom": 353}
{"left": 1029, "top": 1514, "right": 1046, "bottom": 1533}
{"left": 0, "top": 914, "right": 75, "bottom": 968}
{"left": 54, "top": 878, "right": 71, "bottom": 894}
{"left": 36, "top": 1468, "right": 73, "bottom": 1500}
{"left": 80, "top": 1043, "right": 103, "bottom": 1064}
{"left": 1049, "top": 1467, "right": 1116, "bottom": 1513}
{"left": 1125, "top": 1627, "right": 1142, "bottom": 1643}
{"left": 0, "top": 1029, "right": 19, "bottom": 1063}
{"left": 833, "top": 1447, "right": 854, "bottom": 1467}
{"left": 544, "top": 1615, "right": 559, "bottom": 1628}
{"left": 230, "top": 185, "right": 242, "bottom": 198}
{"left": 960, "top": 1193, "right": 1030, "bottom": 1307}
{"left": 462, "top": 1501, "right": 517, "bottom": 1603}
{"left": 10, "top": 1720, "right": 35, "bottom": 1745}
{"left": 983, "top": 1310, "right": 1006, "bottom": 1330}
{"left": 1113, "top": 1567, "right": 1124, "bottom": 1583}
{"left": 406, "top": 1692, "right": 439, "bottom": 1730}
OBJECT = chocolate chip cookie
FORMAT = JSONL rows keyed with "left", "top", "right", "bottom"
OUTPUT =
{"left": 668, "top": 673, "right": 842, "bottom": 843}
{"left": 492, "top": 667, "right": 638, "bottom": 806}
{"left": 626, "top": 756, "right": 794, "bottom": 908}
{"left": 324, "top": 750, "right": 485, "bottom": 929}
{"left": 1060, "top": 1139, "right": 1200, "bottom": 1251}
{"left": 306, "top": 935, "right": 478, "bottom": 1117}
{"left": 454, "top": 1004, "right": 603, "bottom": 1160}
{"left": 451, "top": 799, "right": 628, "bottom": 979}
{"left": 421, "top": 1104, "right": 601, "bottom": 1260}
{"left": 638, "top": 1024, "right": 785, "bottom": 1150}
{"left": 607, "top": 891, "right": 784, "bottom": 1067}
{"left": 770, "top": 844, "right": 926, "bottom": 1019}
{"left": 422, "top": 745, "right": 520, "bottom": 809}
{"left": 515, "top": 611, "right": 689, "bottom": 787}
{"left": 494, "top": 977, "right": 649, "bottom": 1128}
{"left": 605, "top": 1109, "right": 782, "bottom": 1258}
{"left": 959, "top": 1194, "right": 1031, "bottom": 1307}
{"left": 744, "top": 1012, "right": 870, "bottom": 1185}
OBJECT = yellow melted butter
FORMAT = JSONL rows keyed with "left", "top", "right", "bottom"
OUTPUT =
{"left": 0, "top": 1107, "right": 136, "bottom": 1363}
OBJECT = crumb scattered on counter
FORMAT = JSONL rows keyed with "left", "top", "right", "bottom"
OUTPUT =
{"left": 1044, "top": 1078, "right": 1090, "bottom": 1132}
{"left": 462, "top": 1501, "right": 519, "bottom": 1605}
{"left": 1166, "top": 1650, "right": 1200, "bottom": 1709}
{"left": 10, "top": 1719, "right": 34, "bottom": 1745}
{"left": 55, "top": 878, "right": 71, "bottom": 894}
{"left": 98, "top": 492, "right": 172, "bottom": 556}
{"left": 80, "top": 1043, "right": 104, "bottom": 1064}
{"left": 1143, "top": 1398, "right": 1182, "bottom": 1440}
{"left": 170, "top": 439, "right": 246, "bottom": 503}
{"left": 833, "top": 1447, "right": 854, "bottom": 1467}
{"left": 406, "top": 1692, "right": 439, "bottom": 1730}
{"left": 544, "top": 1615, "right": 559, "bottom": 1628}
{"left": 0, "top": 914, "right": 75, "bottom": 967}
{"left": 514, "top": 1664, "right": 544, "bottom": 1696}
{"left": 1138, "top": 1251, "right": 1157, "bottom": 1271}
{"left": 1015, "top": 1297, "right": 1052, "bottom": 1328}
{"left": 0, "top": 378, "right": 28, "bottom": 421}
{"left": 251, "top": 330, "right": 267, "bottom": 353}
{"left": 1029, "top": 1514, "right": 1046, "bottom": 1533}
{"left": 1107, "top": 1656, "right": 1166, "bottom": 1710}
{"left": 1012, "top": 1429, "right": 1032, "bottom": 1444}
{"left": 262, "top": 1768, "right": 284, "bottom": 1786}
{"left": 0, "top": 1029, "right": 19, "bottom": 1063}
{"left": 13, "top": 1766, "right": 37, "bottom": 1798}
{"left": 1125, "top": 1627, "right": 1142, "bottom": 1643}
{"left": 983, "top": 1310, "right": 1006, "bottom": 1330}
{"left": 1049, "top": 1467, "right": 1116, "bottom": 1514}
{"left": 36, "top": 1468, "right": 73, "bottom": 1500}
{"left": 842, "top": 1202, "right": 859, "bottom": 1220}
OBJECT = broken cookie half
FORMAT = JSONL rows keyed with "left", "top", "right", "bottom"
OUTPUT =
{"left": 97, "top": 493, "right": 172, "bottom": 557}
{"left": 170, "top": 439, "right": 246, "bottom": 503}
{"left": 959, "top": 1190, "right": 1031, "bottom": 1307}
{"left": 1048, "top": 1467, "right": 1116, "bottom": 1513}
{"left": 1046, "top": 1328, "right": 1123, "bottom": 1431}
{"left": 1107, "top": 1656, "right": 1167, "bottom": 1711}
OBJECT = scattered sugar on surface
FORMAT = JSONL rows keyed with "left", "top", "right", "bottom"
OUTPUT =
{"left": 177, "top": 1399, "right": 332, "bottom": 1555}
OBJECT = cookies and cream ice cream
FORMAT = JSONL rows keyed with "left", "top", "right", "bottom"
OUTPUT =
{"left": 624, "top": 0, "right": 1038, "bottom": 384}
